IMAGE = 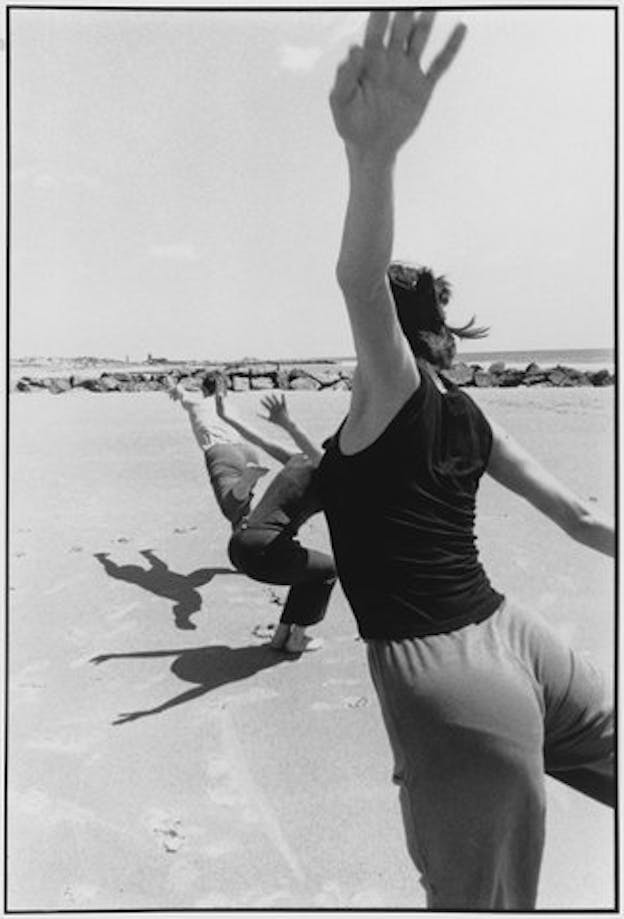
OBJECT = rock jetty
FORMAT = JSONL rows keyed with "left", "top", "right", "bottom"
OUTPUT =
{"left": 10, "top": 359, "right": 615, "bottom": 394}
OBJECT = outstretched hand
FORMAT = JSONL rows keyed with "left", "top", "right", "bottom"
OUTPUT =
{"left": 260, "top": 393, "right": 291, "bottom": 428}
{"left": 330, "top": 11, "right": 466, "bottom": 158}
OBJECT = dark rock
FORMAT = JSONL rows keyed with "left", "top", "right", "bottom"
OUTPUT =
{"left": 70, "top": 373, "right": 97, "bottom": 388}
{"left": 589, "top": 368, "right": 615, "bottom": 387}
{"left": 498, "top": 369, "right": 525, "bottom": 387}
{"left": 474, "top": 370, "right": 494, "bottom": 387}
{"left": 544, "top": 366, "right": 590, "bottom": 387}
{"left": 444, "top": 362, "right": 474, "bottom": 386}
{"left": 78, "top": 377, "right": 104, "bottom": 392}
{"left": 305, "top": 370, "right": 343, "bottom": 389}
{"left": 99, "top": 375, "right": 121, "bottom": 392}
{"left": 250, "top": 376, "right": 275, "bottom": 390}
{"left": 226, "top": 362, "right": 278, "bottom": 379}
{"left": 489, "top": 361, "right": 506, "bottom": 375}
{"left": 289, "top": 376, "right": 320, "bottom": 391}
{"left": 47, "top": 378, "right": 72, "bottom": 394}
{"left": 16, "top": 379, "right": 32, "bottom": 392}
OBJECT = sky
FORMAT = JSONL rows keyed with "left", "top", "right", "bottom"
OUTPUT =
{"left": 9, "top": 5, "right": 616, "bottom": 361}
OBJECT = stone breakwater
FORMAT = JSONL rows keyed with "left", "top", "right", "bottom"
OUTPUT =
{"left": 10, "top": 360, "right": 616, "bottom": 395}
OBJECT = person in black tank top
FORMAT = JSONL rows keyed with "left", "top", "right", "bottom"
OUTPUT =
{"left": 322, "top": 12, "right": 614, "bottom": 909}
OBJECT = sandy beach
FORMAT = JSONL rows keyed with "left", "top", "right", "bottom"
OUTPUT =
{"left": 7, "top": 386, "right": 615, "bottom": 911}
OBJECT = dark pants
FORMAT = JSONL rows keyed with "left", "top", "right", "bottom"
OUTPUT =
{"left": 228, "top": 526, "right": 336, "bottom": 627}
{"left": 367, "top": 599, "right": 614, "bottom": 910}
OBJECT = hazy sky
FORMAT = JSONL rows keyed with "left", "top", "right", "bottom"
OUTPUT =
{"left": 10, "top": 5, "right": 615, "bottom": 361}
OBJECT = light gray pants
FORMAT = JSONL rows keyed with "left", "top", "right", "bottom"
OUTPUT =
{"left": 367, "top": 601, "right": 613, "bottom": 910}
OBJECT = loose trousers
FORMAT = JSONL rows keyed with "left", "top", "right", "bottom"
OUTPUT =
{"left": 367, "top": 600, "right": 613, "bottom": 910}
{"left": 204, "top": 442, "right": 260, "bottom": 526}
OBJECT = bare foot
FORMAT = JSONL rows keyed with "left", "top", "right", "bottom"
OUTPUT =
{"left": 269, "top": 622, "right": 291, "bottom": 650}
{"left": 285, "top": 625, "right": 324, "bottom": 654}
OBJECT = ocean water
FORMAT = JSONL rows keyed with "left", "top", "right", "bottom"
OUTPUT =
{"left": 337, "top": 348, "right": 614, "bottom": 371}
{"left": 455, "top": 348, "right": 614, "bottom": 371}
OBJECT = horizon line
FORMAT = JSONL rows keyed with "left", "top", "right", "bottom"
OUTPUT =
{"left": 10, "top": 345, "right": 616, "bottom": 365}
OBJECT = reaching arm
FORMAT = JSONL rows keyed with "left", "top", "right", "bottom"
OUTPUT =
{"left": 214, "top": 387, "right": 294, "bottom": 466}
{"left": 486, "top": 421, "right": 614, "bottom": 558}
{"left": 329, "top": 11, "right": 466, "bottom": 451}
{"left": 259, "top": 394, "right": 322, "bottom": 464}
{"left": 164, "top": 377, "right": 195, "bottom": 410}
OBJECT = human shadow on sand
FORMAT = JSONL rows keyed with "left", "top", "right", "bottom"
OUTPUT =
{"left": 94, "top": 549, "right": 243, "bottom": 630}
{"left": 90, "top": 643, "right": 295, "bottom": 725}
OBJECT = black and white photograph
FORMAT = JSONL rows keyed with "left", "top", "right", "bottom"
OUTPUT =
{"left": 5, "top": 3, "right": 617, "bottom": 912}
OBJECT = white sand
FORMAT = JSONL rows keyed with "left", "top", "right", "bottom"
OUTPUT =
{"left": 7, "top": 387, "right": 615, "bottom": 910}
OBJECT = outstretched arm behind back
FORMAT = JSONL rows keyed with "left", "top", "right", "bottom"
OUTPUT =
{"left": 486, "top": 421, "right": 614, "bottom": 558}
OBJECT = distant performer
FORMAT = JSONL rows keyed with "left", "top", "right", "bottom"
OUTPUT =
{"left": 166, "top": 372, "right": 273, "bottom": 528}
{"left": 167, "top": 373, "right": 335, "bottom": 653}
{"left": 216, "top": 386, "right": 336, "bottom": 655}
{"left": 315, "top": 10, "right": 615, "bottom": 910}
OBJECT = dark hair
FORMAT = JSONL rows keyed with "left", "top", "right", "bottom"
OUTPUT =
{"left": 388, "top": 263, "right": 488, "bottom": 370}
{"left": 201, "top": 370, "right": 226, "bottom": 396}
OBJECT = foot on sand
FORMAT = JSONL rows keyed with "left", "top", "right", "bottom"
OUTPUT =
{"left": 284, "top": 625, "right": 324, "bottom": 655}
{"left": 269, "top": 622, "right": 291, "bottom": 649}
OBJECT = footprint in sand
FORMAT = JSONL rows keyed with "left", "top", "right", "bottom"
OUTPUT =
{"left": 69, "top": 546, "right": 83, "bottom": 553}
{"left": 150, "top": 816, "right": 186, "bottom": 854}
{"left": 345, "top": 696, "right": 369, "bottom": 709}
{"left": 15, "top": 552, "right": 26, "bottom": 558}
{"left": 252, "top": 622, "right": 277, "bottom": 640}
{"left": 115, "top": 537, "right": 130, "bottom": 544}
{"left": 265, "top": 588, "right": 284, "bottom": 607}
{"left": 310, "top": 695, "right": 369, "bottom": 712}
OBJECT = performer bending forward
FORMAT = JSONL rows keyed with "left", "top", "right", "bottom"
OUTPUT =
{"left": 315, "top": 10, "right": 614, "bottom": 910}
{"left": 217, "top": 387, "right": 336, "bottom": 655}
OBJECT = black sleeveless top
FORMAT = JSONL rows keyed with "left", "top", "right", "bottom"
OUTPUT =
{"left": 315, "top": 367, "right": 504, "bottom": 639}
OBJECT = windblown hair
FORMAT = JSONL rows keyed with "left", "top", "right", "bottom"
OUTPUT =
{"left": 388, "top": 262, "right": 489, "bottom": 370}
{"left": 201, "top": 370, "right": 226, "bottom": 397}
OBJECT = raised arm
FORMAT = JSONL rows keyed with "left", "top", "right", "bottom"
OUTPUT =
{"left": 486, "top": 421, "right": 615, "bottom": 558}
{"left": 214, "top": 387, "right": 294, "bottom": 466}
{"left": 330, "top": 11, "right": 466, "bottom": 451}
{"left": 259, "top": 394, "right": 323, "bottom": 464}
{"left": 164, "top": 377, "right": 194, "bottom": 410}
